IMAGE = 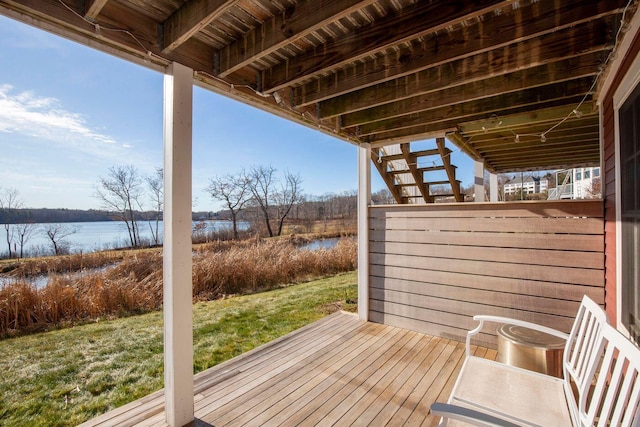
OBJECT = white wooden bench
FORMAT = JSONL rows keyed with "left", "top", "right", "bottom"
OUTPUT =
{"left": 430, "top": 295, "right": 640, "bottom": 426}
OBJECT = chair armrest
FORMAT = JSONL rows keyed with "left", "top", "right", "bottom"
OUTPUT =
{"left": 430, "top": 402, "right": 521, "bottom": 427}
{"left": 466, "top": 315, "right": 569, "bottom": 356}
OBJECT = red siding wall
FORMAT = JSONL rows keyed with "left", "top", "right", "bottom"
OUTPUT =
{"left": 601, "top": 29, "right": 640, "bottom": 325}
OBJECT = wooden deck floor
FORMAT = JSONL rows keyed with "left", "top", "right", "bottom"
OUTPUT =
{"left": 80, "top": 311, "right": 495, "bottom": 427}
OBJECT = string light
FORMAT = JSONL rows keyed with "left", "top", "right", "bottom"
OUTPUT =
{"left": 463, "top": 0, "right": 634, "bottom": 148}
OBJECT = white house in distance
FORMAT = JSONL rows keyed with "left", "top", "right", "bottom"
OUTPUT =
{"left": 503, "top": 175, "right": 549, "bottom": 197}
{"left": 548, "top": 167, "right": 601, "bottom": 200}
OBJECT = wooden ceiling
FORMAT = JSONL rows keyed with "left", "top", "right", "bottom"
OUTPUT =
{"left": 1, "top": 0, "right": 635, "bottom": 173}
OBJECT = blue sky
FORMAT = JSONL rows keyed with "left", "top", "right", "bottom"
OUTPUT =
{"left": 0, "top": 15, "right": 473, "bottom": 212}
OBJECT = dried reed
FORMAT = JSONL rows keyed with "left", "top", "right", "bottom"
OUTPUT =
{"left": 0, "top": 237, "right": 356, "bottom": 337}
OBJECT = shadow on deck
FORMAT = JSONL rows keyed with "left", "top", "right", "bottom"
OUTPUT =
{"left": 80, "top": 311, "right": 495, "bottom": 426}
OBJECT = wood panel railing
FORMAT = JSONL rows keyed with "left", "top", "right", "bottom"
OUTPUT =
{"left": 368, "top": 200, "right": 604, "bottom": 348}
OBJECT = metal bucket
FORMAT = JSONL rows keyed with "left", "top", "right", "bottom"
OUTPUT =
{"left": 497, "top": 324, "right": 565, "bottom": 378}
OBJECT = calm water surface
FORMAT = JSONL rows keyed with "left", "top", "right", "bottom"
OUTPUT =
{"left": 1, "top": 220, "right": 241, "bottom": 255}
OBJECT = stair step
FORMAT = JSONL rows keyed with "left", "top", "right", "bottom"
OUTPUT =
{"left": 427, "top": 180, "right": 461, "bottom": 186}
{"left": 380, "top": 147, "right": 450, "bottom": 161}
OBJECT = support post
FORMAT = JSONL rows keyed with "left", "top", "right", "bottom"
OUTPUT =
{"left": 474, "top": 160, "right": 484, "bottom": 202}
{"left": 358, "top": 143, "right": 371, "bottom": 321}
{"left": 489, "top": 173, "right": 498, "bottom": 202}
{"left": 163, "top": 62, "right": 194, "bottom": 427}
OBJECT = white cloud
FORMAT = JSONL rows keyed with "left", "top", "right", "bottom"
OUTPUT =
{"left": 0, "top": 84, "right": 117, "bottom": 145}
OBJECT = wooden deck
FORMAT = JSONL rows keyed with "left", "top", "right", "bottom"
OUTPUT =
{"left": 80, "top": 311, "right": 495, "bottom": 427}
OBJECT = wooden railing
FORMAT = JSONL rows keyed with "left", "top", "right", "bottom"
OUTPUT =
{"left": 368, "top": 200, "right": 604, "bottom": 348}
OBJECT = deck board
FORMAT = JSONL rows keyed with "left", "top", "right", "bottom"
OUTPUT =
{"left": 80, "top": 311, "right": 491, "bottom": 427}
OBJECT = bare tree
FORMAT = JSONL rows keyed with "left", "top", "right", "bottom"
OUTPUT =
{"left": 273, "top": 171, "right": 303, "bottom": 236}
{"left": 245, "top": 165, "right": 304, "bottom": 237}
{"left": 205, "top": 172, "right": 250, "bottom": 239}
{"left": 247, "top": 165, "right": 277, "bottom": 237}
{"left": 14, "top": 221, "right": 38, "bottom": 258}
{"left": 585, "top": 177, "right": 602, "bottom": 199}
{"left": 146, "top": 167, "right": 163, "bottom": 246}
{"left": 42, "top": 223, "right": 78, "bottom": 255}
{"left": 371, "top": 189, "right": 395, "bottom": 205}
{"left": 0, "top": 187, "right": 23, "bottom": 258}
{"left": 95, "top": 165, "right": 143, "bottom": 247}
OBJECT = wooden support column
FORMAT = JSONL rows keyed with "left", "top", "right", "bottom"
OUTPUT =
{"left": 358, "top": 143, "right": 371, "bottom": 321}
{"left": 163, "top": 62, "right": 194, "bottom": 427}
{"left": 474, "top": 160, "right": 484, "bottom": 202}
{"left": 489, "top": 173, "right": 498, "bottom": 202}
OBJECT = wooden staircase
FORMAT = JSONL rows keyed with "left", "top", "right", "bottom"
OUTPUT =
{"left": 372, "top": 137, "right": 463, "bottom": 204}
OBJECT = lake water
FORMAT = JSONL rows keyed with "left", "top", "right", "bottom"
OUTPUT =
{"left": 1, "top": 220, "right": 242, "bottom": 256}
{"left": 299, "top": 237, "right": 342, "bottom": 251}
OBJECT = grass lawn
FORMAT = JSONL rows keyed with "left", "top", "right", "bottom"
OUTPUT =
{"left": 0, "top": 271, "right": 357, "bottom": 426}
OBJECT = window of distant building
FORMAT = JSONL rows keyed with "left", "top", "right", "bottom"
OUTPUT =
{"left": 585, "top": 169, "right": 591, "bottom": 179}
{"left": 576, "top": 170, "right": 582, "bottom": 180}
{"left": 594, "top": 167, "right": 600, "bottom": 177}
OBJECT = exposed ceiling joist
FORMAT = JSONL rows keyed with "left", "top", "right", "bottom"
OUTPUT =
{"left": 217, "top": 0, "right": 378, "bottom": 77}
{"left": 354, "top": 78, "right": 595, "bottom": 137}
{"left": 261, "top": 0, "right": 514, "bottom": 92}
{"left": 297, "top": 1, "right": 622, "bottom": 110}
{"left": 340, "top": 53, "right": 603, "bottom": 128}
{"left": 84, "top": 0, "right": 108, "bottom": 20}
{"left": 458, "top": 102, "right": 597, "bottom": 135}
{"left": 162, "top": 0, "right": 239, "bottom": 54}
{"left": 3, "top": 0, "right": 633, "bottom": 177}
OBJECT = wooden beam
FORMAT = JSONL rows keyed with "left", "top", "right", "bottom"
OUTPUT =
{"left": 472, "top": 129, "right": 600, "bottom": 152}
{"left": 217, "top": 0, "right": 378, "bottom": 77}
{"left": 262, "top": 0, "right": 515, "bottom": 92}
{"left": 84, "top": 0, "right": 108, "bottom": 19}
{"left": 401, "top": 143, "right": 431, "bottom": 203}
{"left": 162, "top": 0, "right": 239, "bottom": 54}
{"left": 459, "top": 102, "right": 596, "bottom": 135}
{"left": 486, "top": 155, "right": 601, "bottom": 173}
{"left": 489, "top": 147, "right": 600, "bottom": 162}
{"left": 354, "top": 78, "right": 595, "bottom": 137}
{"left": 464, "top": 119, "right": 598, "bottom": 140}
{"left": 466, "top": 117, "right": 599, "bottom": 146}
{"left": 339, "top": 52, "right": 603, "bottom": 127}
{"left": 436, "top": 138, "right": 463, "bottom": 202}
{"left": 484, "top": 145, "right": 601, "bottom": 161}
{"left": 297, "top": 1, "right": 623, "bottom": 109}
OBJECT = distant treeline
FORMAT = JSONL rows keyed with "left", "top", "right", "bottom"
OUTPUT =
{"left": 0, "top": 208, "right": 221, "bottom": 224}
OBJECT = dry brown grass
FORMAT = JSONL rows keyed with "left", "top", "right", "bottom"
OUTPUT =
{"left": 0, "top": 237, "right": 356, "bottom": 337}
{"left": 2, "top": 250, "right": 132, "bottom": 277}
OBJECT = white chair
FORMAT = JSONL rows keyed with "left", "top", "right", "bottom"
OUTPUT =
{"left": 430, "top": 295, "right": 640, "bottom": 426}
